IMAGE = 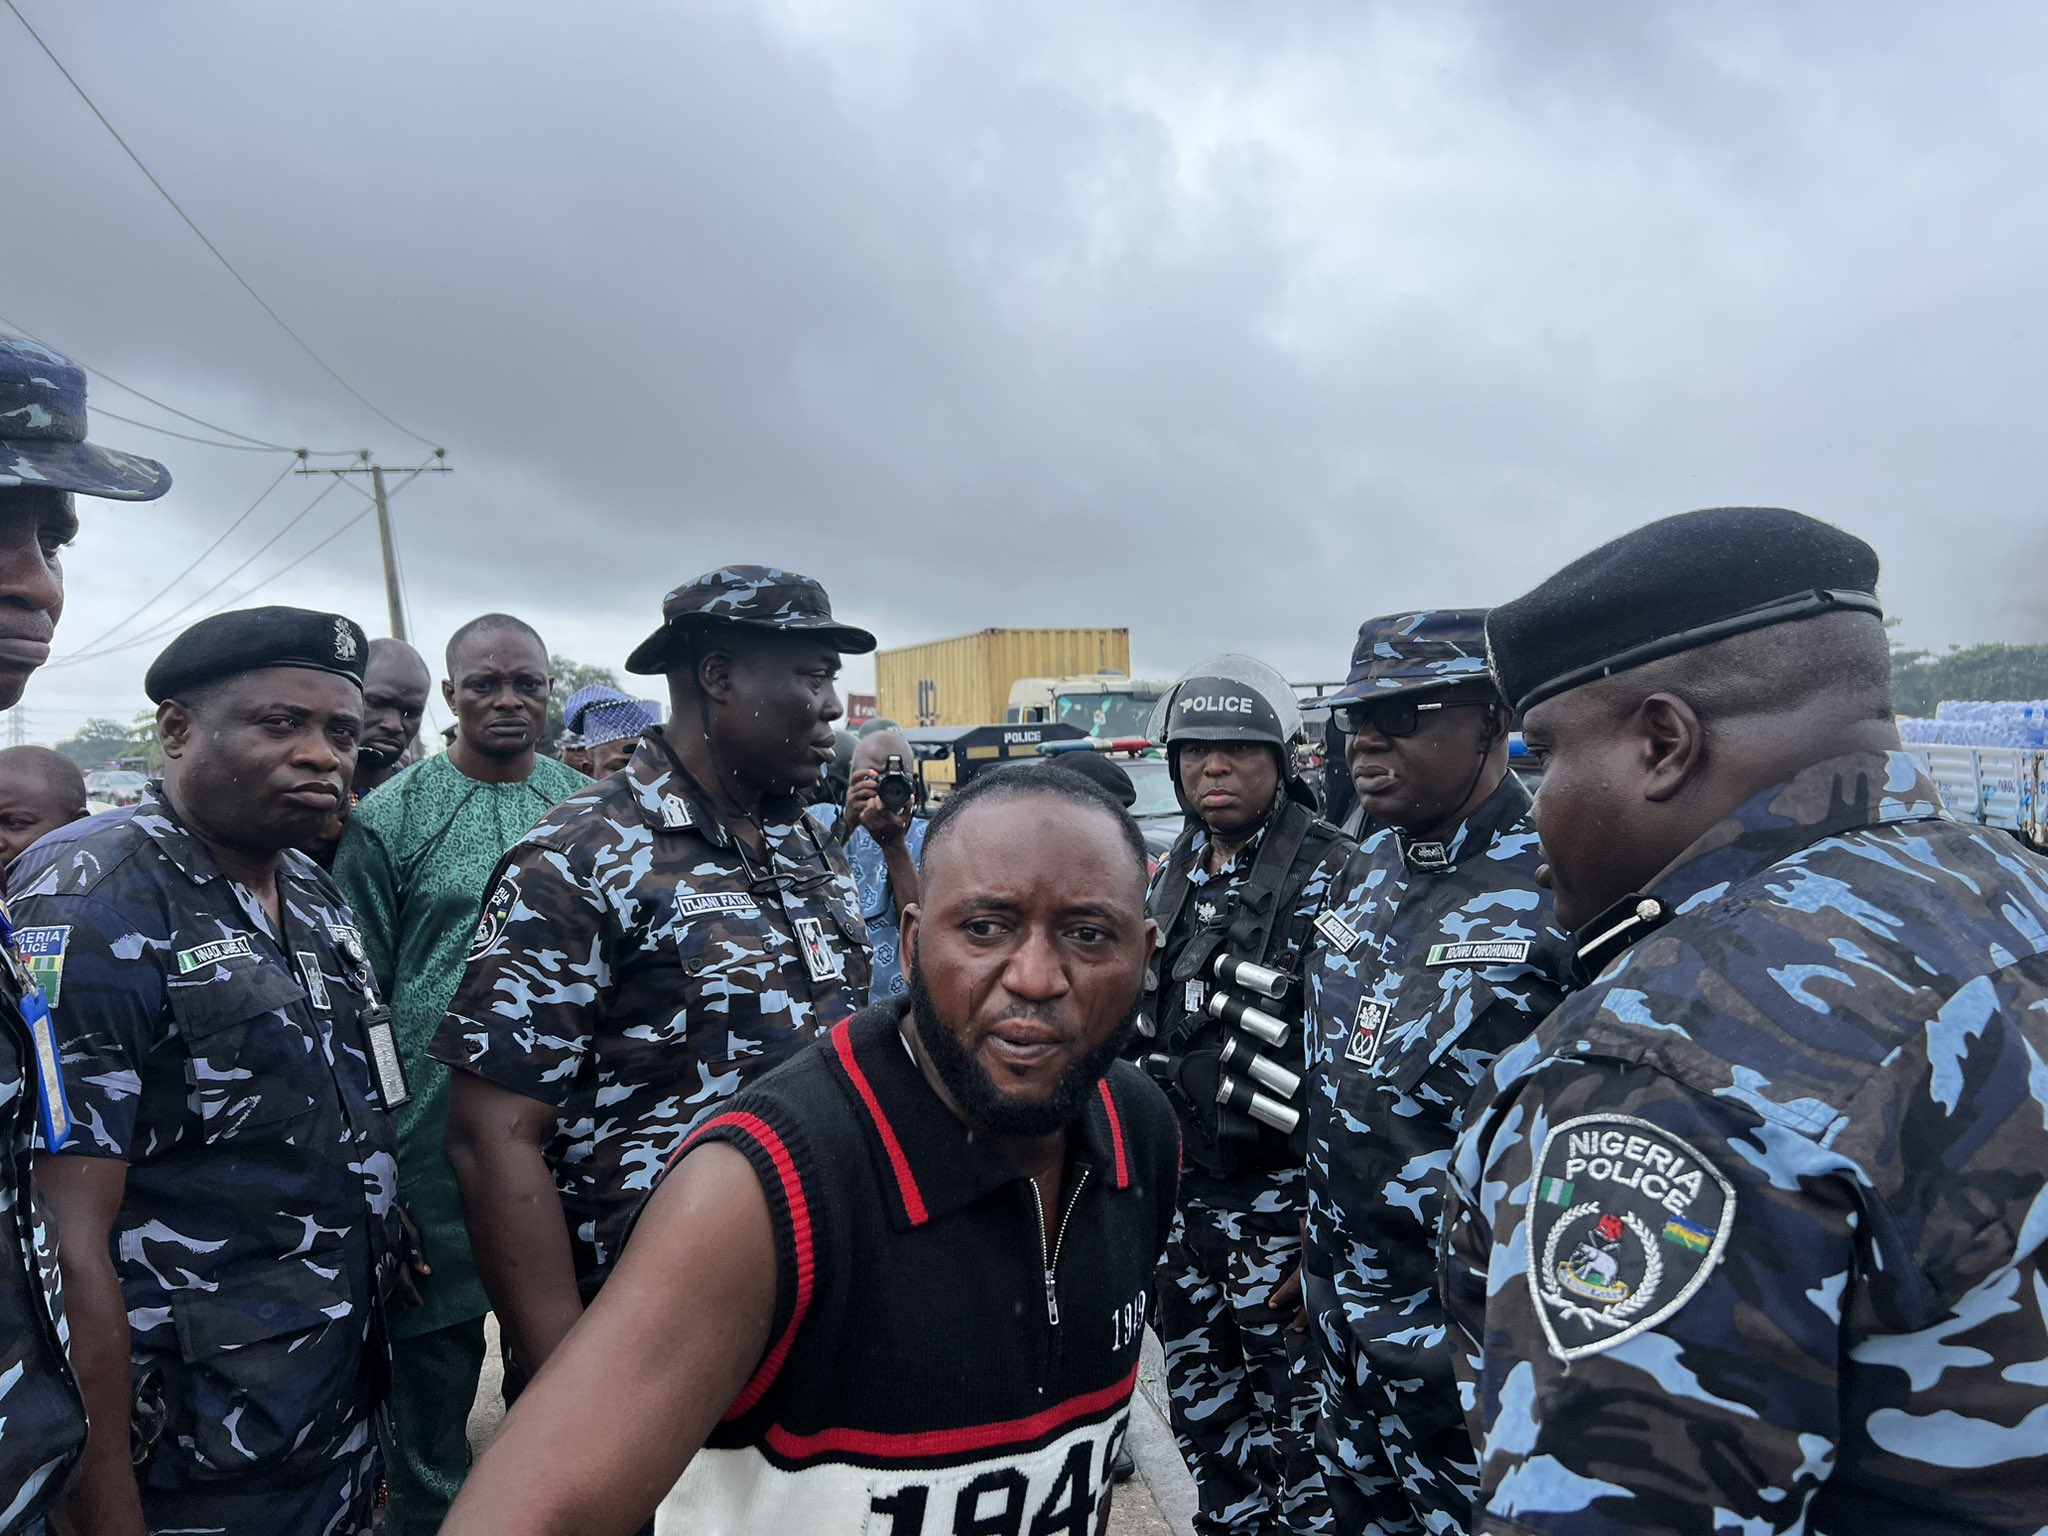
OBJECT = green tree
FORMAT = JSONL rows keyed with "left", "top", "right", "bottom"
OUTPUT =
{"left": 54, "top": 712, "right": 161, "bottom": 771}
{"left": 1890, "top": 642, "right": 2048, "bottom": 717}
{"left": 547, "top": 655, "right": 626, "bottom": 748}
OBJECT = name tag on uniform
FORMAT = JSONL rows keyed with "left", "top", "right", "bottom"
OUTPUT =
{"left": 1314, "top": 910, "right": 1361, "bottom": 955}
{"left": 1426, "top": 939, "right": 1533, "bottom": 967}
{"left": 1345, "top": 998, "right": 1389, "bottom": 1068}
{"left": 177, "top": 935, "right": 253, "bottom": 974}
{"left": 794, "top": 916, "right": 843, "bottom": 982}
{"left": 675, "top": 892, "right": 759, "bottom": 919}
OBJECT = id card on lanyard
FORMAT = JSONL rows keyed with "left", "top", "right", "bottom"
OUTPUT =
{"left": 0, "top": 899, "right": 72, "bottom": 1151}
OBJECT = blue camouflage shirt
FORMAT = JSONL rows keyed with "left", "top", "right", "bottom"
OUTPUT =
{"left": 0, "top": 900, "right": 84, "bottom": 1534}
{"left": 431, "top": 730, "right": 869, "bottom": 1299}
{"left": 1303, "top": 773, "right": 1568, "bottom": 1440}
{"left": 1442, "top": 750, "right": 2048, "bottom": 1535}
{"left": 18, "top": 787, "right": 403, "bottom": 1486}
{"left": 804, "top": 803, "right": 925, "bottom": 1004}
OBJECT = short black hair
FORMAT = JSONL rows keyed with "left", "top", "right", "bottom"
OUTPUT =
{"left": 445, "top": 614, "right": 546, "bottom": 673}
{"left": 0, "top": 745, "right": 86, "bottom": 808}
{"left": 922, "top": 762, "right": 1148, "bottom": 883}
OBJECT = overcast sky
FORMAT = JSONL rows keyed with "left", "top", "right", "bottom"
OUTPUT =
{"left": 4, "top": 0, "right": 2044, "bottom": 742}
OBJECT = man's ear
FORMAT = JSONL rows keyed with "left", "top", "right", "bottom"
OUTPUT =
{"left": 1476, "top": 703, "right": 1506, "bottom": 755}
{"left": 157, "top": 700, "right": 192, "bottom": 760}
{"left": 441, "top": 677, "right": 456, "bottom": 713}
{"left": 1635, "top": 693, "right": 1703, "bottom": 803}
{"left": 900, "top": 904, "right": 921, "bottom": 971}
{"left": 696, "top": 647, "right": 737, "bottom": 706}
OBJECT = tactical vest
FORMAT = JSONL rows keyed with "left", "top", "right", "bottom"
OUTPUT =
{"left": 1139, "top": 796, "right": 1346, "bottom": 1177}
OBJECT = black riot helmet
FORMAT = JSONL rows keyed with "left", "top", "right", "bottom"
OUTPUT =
{"left": 1150, "top": 654, "right": 1311, "bottom": 821}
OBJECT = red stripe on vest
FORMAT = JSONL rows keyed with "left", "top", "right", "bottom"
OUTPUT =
{"left": 761, "top": 1363, "right": 1139, "bottom": 1462}
{"left": 831, "top": 1021, "right": 929, "bottom": 1226}
{"left": 676, "top": 1112, "right": 817, "bottom": 1419}
{"left": 1096, "top": 1079, "right": 1129, "bottom": 1190}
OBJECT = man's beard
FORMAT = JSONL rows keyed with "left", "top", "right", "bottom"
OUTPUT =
{"left": 907, "top": 952, "right": 1139, "bottom": 1138}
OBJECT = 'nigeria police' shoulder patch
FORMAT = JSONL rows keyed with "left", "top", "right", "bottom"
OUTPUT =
{"left": 469, "top": 876, "right": 520, "bottom": 962}
{"left": 1526, "top": 1114, "right": 1735, "bottom": 1362}
{"left": 15, "top": 925, "right": 69, "bottom": 1007}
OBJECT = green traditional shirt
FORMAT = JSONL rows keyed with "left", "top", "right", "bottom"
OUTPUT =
{"left": 333, "top": 750, "right": 588, "bottom": 1337}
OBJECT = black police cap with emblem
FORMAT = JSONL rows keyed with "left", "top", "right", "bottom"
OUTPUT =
{"left": 625, "top": 564, "right": 877, "bottom": 675}
{"left": 1486, "top": 507, "right": 1883, "bottom": 716}
{"left": 144, "top": 605, "right": 370, "bottom": 704}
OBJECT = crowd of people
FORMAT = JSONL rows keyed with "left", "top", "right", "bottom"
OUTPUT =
{"left": 1, "top": 327, "right": 2045, "bottom": 1536}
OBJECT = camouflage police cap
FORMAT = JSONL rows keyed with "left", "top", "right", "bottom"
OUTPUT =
{"left": 0, "top": 334, "right": 171, "bottom": 502}
{"left": 144, "top": 605, "right": 370, "bottom": 704}
{"left": 1486, "top": 508, "right": 1882, "bottom": 715}
{"left": 624, "top": 564, "right": 877, "bottom": 674}
{"left": 1323, "top": 609, "right": 1495, "bottom": 709}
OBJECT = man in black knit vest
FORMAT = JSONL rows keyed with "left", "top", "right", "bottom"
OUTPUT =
{"left": 444, "top": 764, "right": 1181, "bottom": 1536}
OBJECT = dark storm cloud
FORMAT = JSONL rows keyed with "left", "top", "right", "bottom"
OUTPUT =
{"left": 4, "top": 0, "right": 2045, "bottom": 736}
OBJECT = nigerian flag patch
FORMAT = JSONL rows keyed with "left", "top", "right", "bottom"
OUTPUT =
{"left": 1538, "top": 1176, "right": 1574, "bottom": 1205}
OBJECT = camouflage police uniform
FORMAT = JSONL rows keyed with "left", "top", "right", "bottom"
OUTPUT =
{"left": 432, "top": 566, "right": 874, "bottom": 1305}
{"left": 1444, "top": 511, "right": 2048, "bottom": 1534}
{"left": 1302, "top": 614, "right": 1568, "bottom": 1536}
{"left": 0, "top": 899, "right": 85, "bottom": 1536}
{"left": 0, "top": 332, "right": 170, "bottom": 1534}
{"left": 1138, "top": 656, "right": 1353, "bottom": 1536}
{"left": 22, "top": 787, "right": 404, "bottom": 1534}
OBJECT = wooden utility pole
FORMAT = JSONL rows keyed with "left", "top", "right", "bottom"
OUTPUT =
{"left": 370, "top": 466, "right": 405, "bottom": 640}
{"left": 295, "top": 450, "right": 450, "bottom": 639}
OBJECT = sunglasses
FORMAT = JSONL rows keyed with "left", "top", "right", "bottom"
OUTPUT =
{"left": 1332, "top": 698, "right": 1494, "bottom": 739}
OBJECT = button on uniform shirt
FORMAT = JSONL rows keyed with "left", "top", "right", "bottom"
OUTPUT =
{"left": 19, "top": 787, "right": 403, "bottom": 1487}
{"left": 431, "top": 729, "right": 869, "bottom": 1300}
{"left": 1441, "top": 751, "right": 2048, "bottom": 1536}
{"left": 1302, "top": 773, "right": 1567, "bottom": 1502}
{"left": 0, "top": 898, "right": 86, "bottom": 1535}
{"left": 332, "top": 749, "right": 588, "bottom": 1338}
{"left": 656, "top": 1000, "right": 1180, "bottom": 1535}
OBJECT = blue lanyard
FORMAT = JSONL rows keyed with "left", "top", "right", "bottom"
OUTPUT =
{"left": 0, "top": 898, "right": 71, "bottom": 1152}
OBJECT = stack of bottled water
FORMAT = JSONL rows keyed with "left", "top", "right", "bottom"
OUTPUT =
{"left": 1896, "top": 701, "right": 2048, "bottom": 749}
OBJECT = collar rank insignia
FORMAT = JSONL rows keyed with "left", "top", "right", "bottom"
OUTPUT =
{"left": 1526, "top": 1113, "right": 1736, "bottom": 1362}
{"left": 1402, "top": 838, "right": 1451, "bottom": 873}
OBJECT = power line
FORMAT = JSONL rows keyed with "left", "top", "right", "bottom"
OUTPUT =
{"left": 50, "top": 477, "right": 344, "bottom": 666}
{"left": 0, "top": 309, "right": 363, "bottom": 458}
{"left": 2, "top": 1, "right": 444, "bottom": 451}
{"left": 90, "top": 407, "right": 293, "bottom": 453}
{"left": 56, "top": 458, "right": 299, "bottom": 659}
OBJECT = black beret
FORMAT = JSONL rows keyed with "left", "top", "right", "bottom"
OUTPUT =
{"left": 1044, "top": 749, "right": 1138, "bottom": 809}
{"left": 1486, "top": 508, "right": 1883, "bottom": 715}
{"left": 145, "top": 605, "right": 370, "bottom": 704}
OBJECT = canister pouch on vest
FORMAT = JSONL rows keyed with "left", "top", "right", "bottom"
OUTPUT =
{"left": 1206, "top": 988, "right": 1291, "bottom": 1047}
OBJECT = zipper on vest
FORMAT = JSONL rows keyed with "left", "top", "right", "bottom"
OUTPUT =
{"left": 1030, "top": 1168, "right": 1090, "bottom": 1328}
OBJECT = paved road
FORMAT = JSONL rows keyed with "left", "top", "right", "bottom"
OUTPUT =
{"left": 463, "top": 1317, "right": 1196, "bottom": 1534}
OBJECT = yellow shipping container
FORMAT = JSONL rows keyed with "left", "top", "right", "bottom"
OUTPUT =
{"left": 877, "top": 628, "right": 1132, "bottom": 728}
